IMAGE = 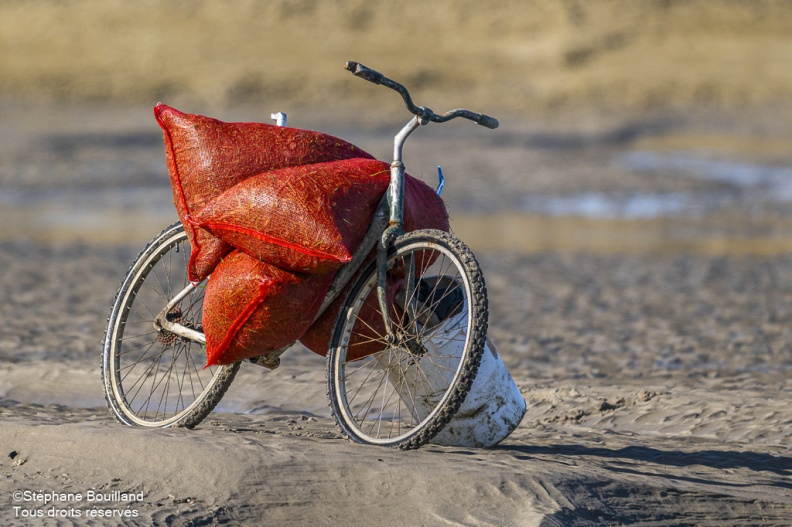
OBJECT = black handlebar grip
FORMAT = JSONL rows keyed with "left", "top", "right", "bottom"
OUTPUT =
{"left": 476, "top": 114, "right": 499, "bottom": 129}
{"left": 344, "top": 61, "right": 384, "bottom": 85}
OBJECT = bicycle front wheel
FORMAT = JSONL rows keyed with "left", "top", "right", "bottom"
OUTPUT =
{"left": 327, "top": 229, "right": 488, "bottom": 449}
{"left": 101, "top": 222, "right": 239, "bottom": 428}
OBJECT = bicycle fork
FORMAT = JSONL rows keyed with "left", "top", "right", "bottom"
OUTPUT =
{"left": 377, "top": 114, "right": 429, "bottom": 346}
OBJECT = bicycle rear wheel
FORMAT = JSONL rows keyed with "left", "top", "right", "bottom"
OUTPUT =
{"left": 327, "top": 229, "right": 488, "bottom": 449}
{"left": 102, "top": 222, "right": 239, "bottom": 428}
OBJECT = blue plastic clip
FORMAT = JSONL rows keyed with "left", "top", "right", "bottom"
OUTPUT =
{"left": 436, "top": 165, "right": 445, "bottom": 195}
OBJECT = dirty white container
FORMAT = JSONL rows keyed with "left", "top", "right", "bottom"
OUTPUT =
{"left": 377, "top": 287, "right": 526, "bottom": 448}
{"left": 430, "top": 337, "right": 526, "bottom": 448}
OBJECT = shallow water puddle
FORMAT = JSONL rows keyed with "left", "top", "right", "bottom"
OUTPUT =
{"left": 516, "top": 150, "right": 792, "bottom": 220}
{"left": 476, "top": 148, "right": 792, "bottom": 254}
{"left": 623, "top": 150, "right": 792, "bottom": 200}
{"left": 517, "top": 191, "right": 697, "bottom": 219}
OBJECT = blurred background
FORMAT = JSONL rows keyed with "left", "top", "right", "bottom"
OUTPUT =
{"left": 3, "top": 0, "right": 792, "bottom": 251}
{"left": 4, "top": 0, "right": 792, "bottom": 112}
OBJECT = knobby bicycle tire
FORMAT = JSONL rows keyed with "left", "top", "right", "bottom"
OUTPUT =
{"left": 326, "top": 229, "right": 488, "bottom": 449}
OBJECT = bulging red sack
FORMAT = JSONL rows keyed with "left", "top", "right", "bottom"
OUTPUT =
{"left": 299, "top": 174, "right": 450, "bottom": 358}
{"left": 190, "top": 158, "right": 390, "bottom": 274}
{"left": 202, "top": 250, "right": 334, "bottom": 366}
{"left": 401, "top": 173, "right": 450, "bottom": 236}
{"left": 155, "top": 104, "right": 374, "bottom": 282}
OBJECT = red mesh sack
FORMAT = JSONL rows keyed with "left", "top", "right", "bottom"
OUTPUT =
{"left": 402, "top": 174, "right": 450, "bottom": 235}
{"left": 299, "top": 173, "right": 450, "bottom": 358}
{"left": 202, "top": 250, "right": 334, "bottom": 366}
{"left": 190, "top": 158, "right": 390, "bottom": 274}
{"left": 302, "top": 269, "right": 404, "bottom": 362}
{"left": 155, "top": 104, "right": 374, "bottom": 282}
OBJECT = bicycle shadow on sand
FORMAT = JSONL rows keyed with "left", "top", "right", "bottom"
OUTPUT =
{"left": 496, "top": 442, "right": 792, "bottom": 526}
{"left": 500, "top": 442, "right": 792, "bottom": 480}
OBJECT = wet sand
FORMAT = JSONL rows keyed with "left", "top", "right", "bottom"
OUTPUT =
{"left": 2, "top": 101, "right": 792, "bottom": 525}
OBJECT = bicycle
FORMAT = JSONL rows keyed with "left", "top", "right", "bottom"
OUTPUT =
{"left": 101, "top": 61, "right": 500, "bottom": 449}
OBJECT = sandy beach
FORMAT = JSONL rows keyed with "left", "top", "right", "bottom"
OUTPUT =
{"left": 3, "top": 1, "right": 792, "bottom": 525}
{"left": 1, "top": 101, "right": 791, "bottom": 525}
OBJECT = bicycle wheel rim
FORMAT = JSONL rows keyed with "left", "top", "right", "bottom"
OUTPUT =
{"left": 329, "top": 231, "right": 486, "bottom": 447}
{"left": 104, "top": 225, "right": 228, "bottom": 427}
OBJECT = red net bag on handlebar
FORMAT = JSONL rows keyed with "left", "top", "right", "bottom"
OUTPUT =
{"left": 202, "top": 250, "right": 334, "bottom": 366}
{"left": 155, "top": 104, "right": 374, "bottom": 282}
{"left": 190, "top": 158, "right": 390, "bottom": 274}
{"left": 299, "top": 173, "right": 450, "bottom": 358}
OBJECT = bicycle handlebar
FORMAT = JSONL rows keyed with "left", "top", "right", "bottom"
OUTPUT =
{"left": 345, "top": 61, "right": 499, "bottom": 130}
{"left": 345, "top": 61, "right": 386, "bottom": 85}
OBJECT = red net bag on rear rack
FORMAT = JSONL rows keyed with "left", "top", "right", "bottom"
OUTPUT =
{"left": 190, "top": 158, "right": 390, "bottom": 274}
{"left": 155, "top": 104, "right": 374, "bottom": 282}
{"left": 202, "top": 250, "right": 334, "bottom": 366}
{"left": 299, "top": 174, "right": 450, "bottom": 359}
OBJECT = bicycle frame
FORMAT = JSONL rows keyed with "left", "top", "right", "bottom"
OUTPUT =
{"left": 153, "top": 195, "right": 390, "bottom": 369}
{"left": 152, "top": 118, "right": 417, "bottom": 366}
{"left": 153, "top": 61, "right": 498, "bottom": 369}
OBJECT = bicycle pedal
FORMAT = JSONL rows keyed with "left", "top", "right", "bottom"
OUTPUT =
{"left": 248, "top": 355, "right": 281, "bottom": 370}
